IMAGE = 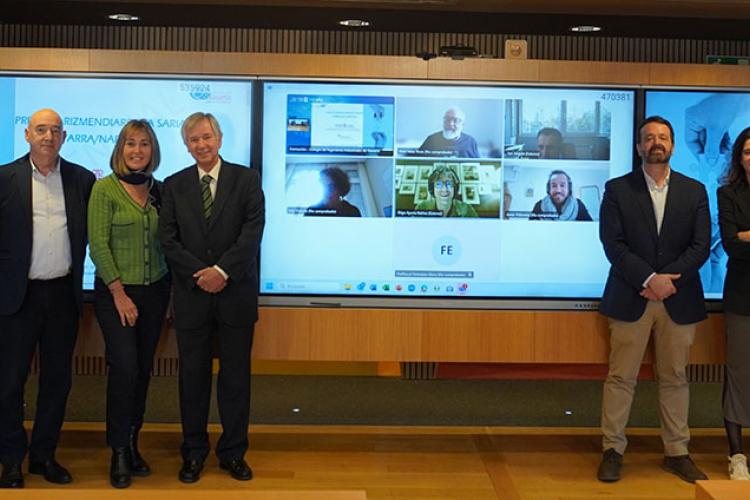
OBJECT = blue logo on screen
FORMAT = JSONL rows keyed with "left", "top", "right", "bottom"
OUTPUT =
{"left": 407, "top": 284, "right": 416, "bottom": 292}
{"left": 180, "top": 83, "right": 211, "bottom": 101}
{"left": 433, "top": 237, "right": 461, "bottom": 266}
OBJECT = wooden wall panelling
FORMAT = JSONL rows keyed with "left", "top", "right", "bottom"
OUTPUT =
{"left": 88, "top": 49, "right": 206, "bottom": 74}
{"left": 253, "top": 308, "right": 424, "bottom": 361}
{"left": 426, "top": 58, "right": 539, "bottom": 83}
{"left": 420, "top": 310, "right": 536, "bottom": 362}
{"left": 0, "top": 47, "right": 89, "bottom": 72}
{"left": 648, "top": 63, "right": 750, "bottom": 87}
{"left": 690, "top": 314, "right": 726, "bottom": 365}
{"left": 74, "top": 308, "right": 105, "bottom": 358}
{"left": 538, "top": 60, "right": 650, "bottom": 85}
{"left": 202, "top": 53, "right": 429, "bottom": 79}
{"left": 531, "top": 312, "right": 610, "bottom": 364}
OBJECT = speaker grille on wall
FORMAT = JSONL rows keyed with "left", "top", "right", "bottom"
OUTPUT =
{"left": 1, "top": 24, "right": 749, "bottom": 64}
{"left": 687, "top": 364, "right": 724, "bottom": 383}
{"left": 401, "top": 362, "right": 438, "bottom": 380}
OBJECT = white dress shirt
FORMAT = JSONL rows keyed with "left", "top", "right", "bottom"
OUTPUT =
{"left": 642, "top": 165, "right": 671, "bottom": 288}
{"left": 643, "top": 165, "right": 671, "bottom": 235}
{"left": 28, "top": 157, "right": 72, "bottom": 280}
{"left": 197, "top": 158, "right": 221, "bottom": 199}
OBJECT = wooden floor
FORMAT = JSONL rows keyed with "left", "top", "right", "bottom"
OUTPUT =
{"left": 13, "top": 423, "right": 742, "bottom": 499}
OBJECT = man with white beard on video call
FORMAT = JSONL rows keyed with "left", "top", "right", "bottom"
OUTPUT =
{"left": 418, "top": 106, "right": 479, "bottom": 158}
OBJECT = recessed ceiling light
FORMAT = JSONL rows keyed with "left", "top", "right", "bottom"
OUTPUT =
{"left": 107, "top": 13, "right": 140, "bottom": 22}
{"left": 338, "top": 19, "right": 371, "bottom": 27}
{"left": 570, "top": 25, "right": 602, "bottom": 33}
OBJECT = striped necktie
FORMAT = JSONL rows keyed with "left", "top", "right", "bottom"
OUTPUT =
{"left": 201, "top": 174, "right": 213, "bottom": 220}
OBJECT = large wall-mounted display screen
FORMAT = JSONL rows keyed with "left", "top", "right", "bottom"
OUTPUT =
{"left": 261, "top": 81, "right": 636, "bottom": 301}
{"left": 646, "top": 89, "right": 750, "bottom": 300}
{"left": 0, "top": 74, "right": 254, "bottom": 289}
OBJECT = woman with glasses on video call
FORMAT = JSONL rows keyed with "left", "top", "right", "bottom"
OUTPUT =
{"left": 415, "top": 164, "right": 478, "bottom": 217}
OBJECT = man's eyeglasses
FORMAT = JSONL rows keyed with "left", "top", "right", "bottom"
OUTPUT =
{"left": 435, "top": 180, "right": 454, "bottom": 190}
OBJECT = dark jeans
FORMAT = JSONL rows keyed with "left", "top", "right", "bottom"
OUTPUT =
{"left": 177, "top": 307, "right": 254, "bottom": 462}
{"left": 94, "top": 277, "right": 170, "bottom": 448}
{"left": 0, "top": 275, "right": 78, "bottom": 464}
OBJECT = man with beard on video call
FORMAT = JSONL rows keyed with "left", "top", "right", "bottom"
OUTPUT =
{"left": 530, "top": 169, "right": 592, "bottom": 221}
{"left": 418, "top": 106, "right": 479, "bottom": 158}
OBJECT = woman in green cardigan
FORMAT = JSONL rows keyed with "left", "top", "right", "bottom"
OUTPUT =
{"left": 88, "top": 120, "right": 170, "bottom": 488}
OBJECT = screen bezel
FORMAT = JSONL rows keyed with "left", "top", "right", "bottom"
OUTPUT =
{"left": 258, "top": 77, "right": 639, "bottom": 310}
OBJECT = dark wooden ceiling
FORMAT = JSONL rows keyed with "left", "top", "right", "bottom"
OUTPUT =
{"left": 3, "top": 0, "right": 750, "bottom": 39}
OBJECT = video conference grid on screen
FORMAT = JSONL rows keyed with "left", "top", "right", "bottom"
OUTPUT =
{"left": 261, "top": 81, "right": 636, "bottom": 299}
{"left": 0, "top": 75, "right": 254, "bottom": 290}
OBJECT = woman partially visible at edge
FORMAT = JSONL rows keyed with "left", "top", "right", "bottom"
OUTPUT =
{"left": 88, "top": 119, "right": 170, "bottom": 488}
{"left": 717, "top": 125, "right": 750, "bottom": 481}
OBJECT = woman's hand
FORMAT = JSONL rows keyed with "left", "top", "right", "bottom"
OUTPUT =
{"left": 109, "top": 280, "right": 138, "bottom": 327}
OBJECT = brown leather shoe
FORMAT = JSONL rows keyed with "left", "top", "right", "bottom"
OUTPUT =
{"left": 662, "top": 455, "right": 707, "bottom": 483}
{"left": 597, "top": 448, "right": 623, "bottom": 482}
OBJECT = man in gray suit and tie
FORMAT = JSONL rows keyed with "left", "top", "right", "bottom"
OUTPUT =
{"left": 159, "top": 112, "right": 265, "bottom": 484}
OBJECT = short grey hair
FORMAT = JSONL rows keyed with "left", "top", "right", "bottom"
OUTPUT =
{"left": 181, "top": 112, "right": 223, "bottom": 144}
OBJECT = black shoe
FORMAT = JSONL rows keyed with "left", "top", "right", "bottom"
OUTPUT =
{"left": 110, "top": 447, "right": 132, "bottom": 489}
{"left": 662, "top": 455, "right": 708, "bottom": 483}
{"left": 28, "top": 459, "right": 72, "bottom": 484}
{"left": 129, "top": 427, "right": 151, "bottom": 477}
{"left": 597, "top": 448, "right": 623, "bottom": 482}
{"left": 178, "top": 460, "right": 203, "bottom": 484}
{"left": 219, "top": 458, "right": 253, "bottom": 481}
{"left": 0, "top": 463, "right": 24, "bottom": 488}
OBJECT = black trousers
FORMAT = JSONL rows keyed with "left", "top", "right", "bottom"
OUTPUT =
{"left": 0, "top": 275, "right": 78, "bottom": 464}
{"left": 176, "top": 305, "right": 254, "bottom": 463}
{"left": 94, "top": 277, "right": 170, "bottom": 448}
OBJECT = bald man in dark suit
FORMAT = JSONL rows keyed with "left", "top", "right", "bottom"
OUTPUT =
{"left": 0, "top": 109, "right": 95, "bottom": 488}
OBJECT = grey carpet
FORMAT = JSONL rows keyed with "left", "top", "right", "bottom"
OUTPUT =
{"left": 23, "top": 375, "right": 724, "bottom": 427}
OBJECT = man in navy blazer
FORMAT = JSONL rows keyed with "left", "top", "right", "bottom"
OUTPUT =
{"left": 597, "top": 116, "right": 711, "bottom": 484}
{"left": 159, "top": 112, "right": 264, "bottom": 484}
{"left": 0, "top": 109, "right": 95, "bottom": 488}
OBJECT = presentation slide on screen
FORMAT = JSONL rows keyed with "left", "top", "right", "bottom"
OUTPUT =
{"left": 286, "top": 94, "right": 394, "bottom": 155}
{"left": 646, "top": 90, "right": 750, "bottom": 299}
{"left": 261, "top": 81, "right": 635, "bottom": 299}
{"left": 0, "top": 75, "right": 253, "bottom": 289}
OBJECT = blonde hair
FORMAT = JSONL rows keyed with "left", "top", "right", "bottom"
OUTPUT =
{"left": 110, "top": 119, "right": 161, "bottom": 176}
{"left": 181, "top": 112, "right": 223, "bottom": 144}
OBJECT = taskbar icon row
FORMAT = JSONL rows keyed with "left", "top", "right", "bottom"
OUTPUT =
{"left": 263, "top": 280, "right": 471, "bottom": 295}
